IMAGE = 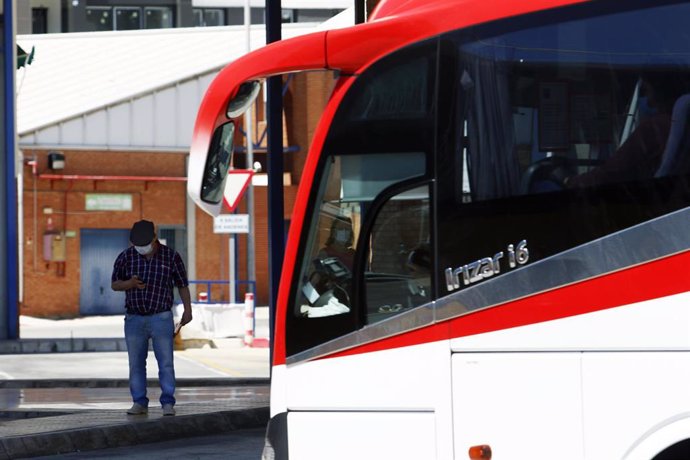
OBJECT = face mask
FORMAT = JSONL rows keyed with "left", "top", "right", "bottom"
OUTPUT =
{"left": 334, "top": 229, "right": 351, "bottom": 244}
{"left": 135, "top": 243, "right": 153, "bottom": 255}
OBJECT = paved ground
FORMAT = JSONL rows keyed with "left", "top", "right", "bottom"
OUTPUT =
{"left": 0, "top": 345, "right": 270, "bottom": 381}
{"left": 0, "top": 313, "right": 272, "bottom": 459}
{"left": 31, "top": 429, "right": 265, "bottom": 459}
{"left": 0, "top": 385, "right": 268, "bottom": 413}
{"left": 13, "top": 309, "right": 271, "bottom": 380}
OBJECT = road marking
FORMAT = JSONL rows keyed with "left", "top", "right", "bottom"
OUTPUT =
{"left": 175, "top": 353, "right": 234, "bottom": 377}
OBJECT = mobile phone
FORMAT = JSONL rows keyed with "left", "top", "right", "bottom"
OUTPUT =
{"left": 174, "top": 322, "right": 182, "bottom": 336}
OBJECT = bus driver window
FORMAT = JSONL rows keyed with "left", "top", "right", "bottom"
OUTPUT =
{"left": 296, "top": 156, "right": 357, "bottom": 319}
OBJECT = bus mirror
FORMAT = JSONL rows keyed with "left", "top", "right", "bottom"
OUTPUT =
{"left": 227, "top": 80, "right": 261, "bottom": 119}
{"left": 200, "top": 122, "right": 235, "bottom": 204}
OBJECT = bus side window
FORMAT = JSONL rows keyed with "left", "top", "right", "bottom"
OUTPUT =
{"left": 435, "top": 1, "right": 690, "bottom": 299}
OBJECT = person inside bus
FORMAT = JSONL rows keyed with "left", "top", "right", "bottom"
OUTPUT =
{"left": 318, "top": 216, "right": 356, "bottom": 271}
{"left": 297, "top": 216, "right": 356, "bottom": 318}
{"left": 566, "top": 73, "right": 690, "bottom": 188}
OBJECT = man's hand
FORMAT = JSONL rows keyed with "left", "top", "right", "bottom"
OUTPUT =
{"left": 112, "top": 276, "right": 146, "bottom": 292}
{"left": 129, "top": 275, "right": 146, "bottom": 290}
{"left": 180, "top": 309, "right": 193, "bottom": 326}
{"left": 178, "top": 286, "right": 193, "bottom": 326}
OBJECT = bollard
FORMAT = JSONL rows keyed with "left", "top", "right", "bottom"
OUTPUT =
{"left": 243, "top": 292, "right": 255, "bottom": 346}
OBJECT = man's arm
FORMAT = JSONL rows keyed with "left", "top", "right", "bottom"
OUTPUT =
{"left": 112, "top": 276, "right": 146, "bottom": 291}
{"left": 178, "top": 285, "right": 193, "bottom": 326}
{"left": 171, "top": 251, "right": 193, "bottom": 326}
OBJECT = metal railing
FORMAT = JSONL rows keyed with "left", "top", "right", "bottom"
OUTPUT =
{"left": 189, "top": 280, "right": 256, "bottom": 304}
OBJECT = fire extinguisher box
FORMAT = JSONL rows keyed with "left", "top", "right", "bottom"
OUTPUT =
{"left": 43, "top": 232, "right": 66, "bottom": 261}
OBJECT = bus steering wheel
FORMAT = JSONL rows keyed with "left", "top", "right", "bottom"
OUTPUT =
{"left": 520, "top": 156, "right": 571, "bottom": 194}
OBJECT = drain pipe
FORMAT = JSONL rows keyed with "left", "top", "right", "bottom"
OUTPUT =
{"left": 26, "top": 156, "right": 38, "bottom": 272}
{"left": 37, "top": 174, "right": 187, "bottom": 182}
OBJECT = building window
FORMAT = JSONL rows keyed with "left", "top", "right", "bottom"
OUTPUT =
{"left": 145, "top": 7, "right": 174, "bottom": 29}
{"left": 85, "top": 7, "right": 113, "bottom": 32}
{"left": 115, "top": 7, "right": 142, "bottom": 31}
{"left": 295, "top": 9, "right": 343, "bottom": 23}
{"left": 281, "top": 9, "right": 296, "bottom": 23}
{"left": 193, "top": 8, "right": 225, "bottom": 27}
{"left": 32, "top": 8, "right": 48, "bottom": 34}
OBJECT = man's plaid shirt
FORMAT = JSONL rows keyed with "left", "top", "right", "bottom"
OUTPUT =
{"left": 111, "top": 244, "right": 189, "bottom": 315}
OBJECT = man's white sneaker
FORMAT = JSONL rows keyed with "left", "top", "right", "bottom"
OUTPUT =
{"left": 162, "top": 404, "right": 175, "bottom": 416}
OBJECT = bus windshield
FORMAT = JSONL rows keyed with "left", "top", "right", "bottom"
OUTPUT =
{"left": 289, "top": 41, "right": 437, "bottom": 344}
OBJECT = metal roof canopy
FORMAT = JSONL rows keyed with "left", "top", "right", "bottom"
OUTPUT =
{"left": 193, "top": 0, "right": 351, "bottom": 7}
{"left": 16, "top": 23, "right": 323, "bottom": 151}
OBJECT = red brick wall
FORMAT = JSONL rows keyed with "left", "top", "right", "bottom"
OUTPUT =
{"left": 21, "top": 149, "right": 187, "bottom": 317}
{"left": 193, "top": 205, "right": 228, "bottom": 304}
{"left": 285, "top": 72, "right": 335, "bottom": 185}
{"left": 196, "top": 184, "right": 297, "bottom": 307}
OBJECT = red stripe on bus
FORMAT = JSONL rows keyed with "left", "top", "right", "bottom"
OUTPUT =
{"left": 319, "top": 250, "right": 690, "bottom": 360}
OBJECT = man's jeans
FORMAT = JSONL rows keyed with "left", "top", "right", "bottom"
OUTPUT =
{"left": 124, "top": 310, "right": 175, "bottom": 407}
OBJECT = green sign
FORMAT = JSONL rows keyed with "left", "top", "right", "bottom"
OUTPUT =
{"left": 85, "top": 194, "right": 133, "bottom": 211}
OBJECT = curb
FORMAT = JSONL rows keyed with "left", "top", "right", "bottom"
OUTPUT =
{"left": 0, "top": 377, "right": 270, "bottom": 389}
{"left": 0, "top": 406, "right": 269, "bottom": 459}
{"left": 0, "top": 338, "right": 271, "bottom": 354}
{"left": 0, "top": 338, "right": 128, "bottom": 354}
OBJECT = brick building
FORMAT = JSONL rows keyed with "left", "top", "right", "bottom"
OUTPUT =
{"left": 17, "top": 21, "right": 341, "bottom": 319}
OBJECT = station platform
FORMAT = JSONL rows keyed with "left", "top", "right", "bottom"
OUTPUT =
{"left": 0, "top": 380, "right": 269, "bottom": 459}
{"left": 0, "top": 315, "right": 271, "bottom": 458}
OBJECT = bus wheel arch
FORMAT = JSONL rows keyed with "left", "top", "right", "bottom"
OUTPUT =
{"left": 623, "top": 416, "right": 690, "bottom": 460}
{"left": 651, "top": 438, "right": 690, "bottom": 460}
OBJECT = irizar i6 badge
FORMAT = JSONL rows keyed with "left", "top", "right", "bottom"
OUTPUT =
{"left": 445, "top": 240, "right": 529, "bottom": 291}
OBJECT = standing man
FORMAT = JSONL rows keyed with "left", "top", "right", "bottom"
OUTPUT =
{"left": 111, "top": 220, "right": 193, "bottom": 416}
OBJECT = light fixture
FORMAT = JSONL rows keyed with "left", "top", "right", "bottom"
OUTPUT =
{"left": 48, "top": 151, "right": 65, "bottom": 170}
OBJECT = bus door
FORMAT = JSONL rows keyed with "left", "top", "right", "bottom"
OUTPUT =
{"left": 282, "top": 40, "right": 455, "bottom": 459}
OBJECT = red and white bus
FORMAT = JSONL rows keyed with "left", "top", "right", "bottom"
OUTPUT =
{"left": 188, "top": 0, "right": 690, "bottom": 458}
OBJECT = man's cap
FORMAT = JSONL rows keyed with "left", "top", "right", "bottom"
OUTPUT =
{"left": 130, "top": 220, "right": 155, "bottom": 246}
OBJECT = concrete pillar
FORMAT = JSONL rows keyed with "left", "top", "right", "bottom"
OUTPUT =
{"left": 62, "top": 0, "right": 86, "bottom": 32}
{"left": 176, "top": 0, "right": 193, "bottom": 28}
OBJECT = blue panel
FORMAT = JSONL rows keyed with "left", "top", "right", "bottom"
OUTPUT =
{"left": 79, "top": 229, "right": 130, "bottom": 315}
{"left": 3, "top": 0, "right": 18, "bottom": 338}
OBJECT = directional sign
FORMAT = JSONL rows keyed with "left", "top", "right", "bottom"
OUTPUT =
{"left": 213, "top": 214, "right": 250, "bottom": 234}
